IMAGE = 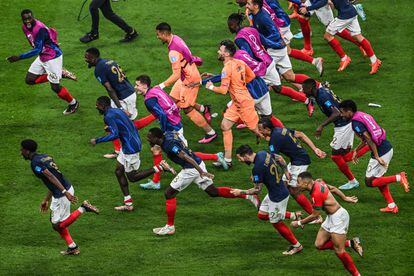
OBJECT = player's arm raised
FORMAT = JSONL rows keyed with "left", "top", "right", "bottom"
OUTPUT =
{"left": 42, "top": 169, "right": 77, "bottom": 203}
{"left": 327, "top": 184, "right": 358, "bottom": 203}
{"left": 176, "top": 151, "right": 214, "bottom": 179}
{"left": 294, "top": 130, "right": 326, "bottom": 158}
{"left": 315, "top": 106, "right": 341, "bottom": 138}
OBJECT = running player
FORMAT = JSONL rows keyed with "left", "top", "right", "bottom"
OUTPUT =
{"left": 339, "top": 100, "right": 410, "bottom": 213}
{"left": 155, "top": 23, "right": 217, "bottom": 144}
{"left": 85, "top": 47, "right": 155, "bottom": 158}
{"left": 299, "top": 0, "right": 381, "bottom": 74}
{"left": 258, "top": 117, "right": 326, "bottom": 217}
{"left": 21, "top": 139, "right": 99, "bottom": 255}
{"left": 7, "top": 9, "right": 79, "bottom": 115}
{"left": 147, "top": 128, "right": 260, "bottom": 236}
{"left": 302, "top": 79, "right": 370, "bottom": 189}
{"left": 292, "top": 172, "right": 362, "bottom": 276}
{"left": 232, "top": 145, "right": 303, "bottom": 255}
{"left": 205, "top": 40, "right": 263, "bottom": 168}
{"left": 227, "top": 13, "right": 315, "bottom": 116}
{"left": 134, "top": 75, "right": 227, "bottom": 189}
{"left": 90, "top": 96, "right": 175, "bottom": 211}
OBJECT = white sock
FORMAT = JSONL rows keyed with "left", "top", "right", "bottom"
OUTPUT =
{"left": 69, "top": 99, "right": 76, "bottom": 105}
{"left": 369, "top": 55, "right": 377, "bottom": 64}
{"left": 304, "top": 98, "right": 310, "bottom": 105}
{"left": 293, "top": 242, "right": 301, "bottom": 248}
{"left": 350, "top": 178, "right": 357, "bottom": 184}
{"left": 207, "top": 130, "right": 216, "bottom": 135}
{"left": 68, "top": 242, "right": 77, "bottom": 248}
{"left": 224, "top": 158, "right": 232, "bottom": 163}
{"left": 124, "top": 195, "right": 133, "bottom": 206}
{"left": 340, "top": 55, "right": 348, "bottom": 61}
{"left": 396, "top": 174, "right": 401, "bottom": 182}
{"left": 199, "top": 105, "right": 205, "bottom": 112}
{"left": 312, "top": 58, "right": 316, "bottom": 65}
{"left": 388, "top": 202, "right": 396, "bottom": 208}
{"left": 78, "top": 206, "right": 85, "bottom": 213}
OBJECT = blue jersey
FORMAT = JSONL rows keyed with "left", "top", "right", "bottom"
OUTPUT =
{"left": 30, "top": 154, "right": 71, "bottom": 198}
{"left": 352, "top": 121, "right": 392, "bottom": 158}
{"left": 19, "top": 27, "right": 61, "bottom": 60}
{"left": 308, "top": 0, "right": 356, "bottom": 19}
{"left": 145, "top": 98, "right": 182, "bottom": 132}
{"left": 96, "top": 108, "right": 142, "bottom": 154}
{"left": 252, "top": 151, "right": 289, "bottom": 202}
{"left": 252, "top": 9, "right": 286, "bottom": 50}
{"left": 315, "top": 87, "right": 349, "bottom": 127}
{"left": 161, "top": 132, "right": 202, "bottom": 169}
{"left": 269, "top": 127, "right": 311, "bottom": 165}
{"left": 94, "top": 58, "right": 135, "bottom": 100}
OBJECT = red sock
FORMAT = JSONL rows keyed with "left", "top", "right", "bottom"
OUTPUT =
{"left": 134, "top": 114, "right": 156, "bottom": 129}
{"left": 336, "top": 252, "right": 360, "bottom": 276}
{"left": 57, "top": 87, "right": 74, "bottom": 103}
{"left": 113, "top": 139, "right": 121, "bottom": 152}
{"left": 152, "top": 153, "right": 163, "bottom": 183}
{"left": 59, "top": 209, "right": 82, "bottom": 229}
{"left": 272, "top": 221, "right": 298, "bottom": 245}
{"left": 297, "top": 17, "right": 312, "bottom": 50}
{"left": 217, "top": 187, "right": 246, "bottom": 198}
{"left": 378, "top": 185, "right": 394, "bottom": 204}
{"left": 328, "top": 38, "right": 346, "bottom": 58}
{"left": 258, "top": 212, "right": 269, "bottom": 221}
{"left": 289, "top": 49, "right": 314, "bottom": 63}
{"left": 359, "top": 38, "right": 375, "bottom": 58}
{"left": 371, "top": 176, "right": 397, "bottom": 187}
{"left": 58, "top": 228, "right": 74, "bottom": 246}
{"left": 271, "top": 115, "right": 284, "bottom": 128}
{"left": 278, "top": 86, "right": 307, "bottom": 102}
{"left": 294, "top": 193, "right": 313, "bottom": 214}
{"left": 293, "top": 74, "right": 310, "bottom": 84}
{"left": 285, "top": 211, "right": 291, "bottom": 219}
{"left": 331, "top": 155, "right": 355, "bottom": 181}
{"left": 318, "top": 240, "right": 334, "bottom": 250}
{"left": 194, "top": 152, "right": 219, "bottom": 161}
{"left": 343, "top": 145, "right": 370, "bottom": 162}
{"left": 345, "top": 240, "right": 351, "bottom": 247}
{"left": 338, "top": 29, "right": 360, "bottom": 46}
{"left": 34, "top": 74, "right": 49, "bottom": 84}
{"left": 166, "top": 198, "right": 176, "bottom": 226}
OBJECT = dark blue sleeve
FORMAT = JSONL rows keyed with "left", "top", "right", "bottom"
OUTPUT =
{"left": 145, "top": 98, "right": 168, "bottom": 132}
{"left": 258, "top": 16, "right": 285, "bottom": 49}
{"left": 19, "top": 28, "right": 47, "bottom": 59}
{"left": 31, "top": 160, "right": 47, "bottom": 175}
{"left": 307, "top": 0, "right": 328, "bottom": 11}
{"left": 201, "top": 74, "right": 222, "bottom": 85}
{"left": 235, "top": 38, "right": 254, "bottom": 57}
{"left": 167, "top": 140, "right": 183, "bottom": 156}
{"left": 352, "top": 121, "right": 367, "bottom": 136}
{"left": 96, "top": 115, "right": 119, "bottom": 143}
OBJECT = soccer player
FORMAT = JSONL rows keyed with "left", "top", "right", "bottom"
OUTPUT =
{"left": 20, "top": 139, "right": 99, "bottom": 255}
{"left": 299, "top": 0, "right": 381, "bottom": 74}
{"left": 90, "top": 96, "right": 175, "bottom": 211}
{"left": 302, "top": 79, "right": 370, "bottom": 189}
{"left": 155, "top": 23, "right": 217, "bottom": 144}
{"left": 231, "top": 145, "right": 303, "bottom": 255}
{"left": 7, "top": 9, "right": 79, "bottom": 115}
{"left": 85, "top": 47, "right": 155, "bottom": 158}
{"left": 227, "top": 13, "right": 316, "bottom": 116}
{"left": 134, "top": 74, "right": 227, "bottom": 188}
{"left": 79, "top": 0, "right": 138, "bottom": 43}
{"left": 338, "top": 100, "right": 410, "bottom": 213}
{"left": 205, "top": 40, "right": 263, "bottom": 168}
{"left": 258, "top": 117, "right": 326, "bottom": 216}
{"left": 291, "top": 172, "right": 362, "bottom": 276}
{"left": 147, "top": 128, "right": 260, "bottom": 236}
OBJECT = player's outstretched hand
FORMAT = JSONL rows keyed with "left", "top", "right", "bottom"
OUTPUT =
{"left": 299, "top": 7, "right": 308, "bottom": 15}
{"left": 314, "top": 148, "right": 327, "bottom": 158}
{"left": 377, "top": 157, "right": 388, "bottom": 168}
{"left": 201, "top": 72, "right": 214, "bottom": 79}
{"left": 65, "top": 192, "right": 78, "bottom": 203}
{"left": 315, "top": 126, "right": 323, "bottom": 139}
{"left": 90, "top": 138, "right": 97, "bottom": 145}
{"left": 291, "top": 220, "right": 303, "bottom": 229}
{"left": 230, "top": 188, "right": 243, "bottom": 196}
{"left": 345, "top": 196, "right": 358, "bottom": 203}
{"left": 160, "top": 160, "right": 176, "bottom": 175}
{"left": 200, "top": 171, "right": 214, "bottom": 180}
{"left": 6, "top": 55, "right": 20, "bottom": 63}
{"left": 39, "top": 200, "right": 49, "bottom": 213}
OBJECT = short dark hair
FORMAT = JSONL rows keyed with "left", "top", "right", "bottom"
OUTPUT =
{"left": 156, "top": 22, "right": 172, "bottom": 33}
{"left": 136, "top": 75, "right": 151, "bottom": 87}
{"left": 86, "top": 47, "right": 100, "bottom": 58}
{"left": 148, "top": 127, "right": 164, "bottom": 139}
{"left": 339, "top": 99, "right": 357, "bottom": 113}
{"left": 236, "top": 144, "right": 254, "bottom": 156}
{"left": 298, "top": 171, "right": 313, "bottom": 181}
{"left": 302, "top": 78, "right": 317, "bottom": 91}
{"left": 252, "top": 0, "right": 263, "bottom": 9}
{"left": 21, "top": 9, "right": 33, "bottom": 17}
{"left": 21, "top": 139, "right": 37, "bottom": 152}
{"left": 227, "top": 13, "right": 244, "bottom": 25}
{"left": 220, "top": 40, "right": 237, "bottom": 56}
{"left": 258, "top": 116, "right": 274, "bottom": 130}
{"left": 96, "top": 96, "right": 111, "bottom": 106}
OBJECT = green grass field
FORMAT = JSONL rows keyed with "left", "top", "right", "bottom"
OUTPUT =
{"left": 1, "top": 0, "right": 413, "bottom": 275}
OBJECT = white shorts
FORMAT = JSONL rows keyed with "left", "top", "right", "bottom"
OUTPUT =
{"left": 110, "top": 92, "right": 138, "bottom": 120}
{"left": 279, "top": 26, "right": 293, "bottom": 45}
{"left": 50, "top": 186, "right": 74, "bottom": 224}
{"left": 267, "top": 48, "right": 292, "bottom": 75}
{"left": 254, "top": 92, "right": 272, "bottom": 116}
{"left": 117, "top": 150, "right": 141, "bottom": 173}
{"left": 28, "top": 55, "right": 62, "bottom": 84}
{"left": 170, "top": 161, "right": 213, "bottom": 192}
{"left": 262, "top": 60, "right": 281, "bottom": 86}
{"left": 176, "top": 127, "right": 188, "bottom": 147}
{"left": 326, "top": 16, "right": 361, "bottom": 36}
{"left": 322, "top": 207, "right": 349, "bottom": 235}
{"left": 305, "top": 0, "right": 334, "bottom": 26}
{"left": 259, "top": 194, "right": 289, "bottom": 223}
{"left": 282, "top": 163, "right": 309, "bottom": 187}
{"left": 366, "top": 149, "right": 393, "bottom": 178}
{"left": 330, "top": 123, "right": 354, "bottom": 150}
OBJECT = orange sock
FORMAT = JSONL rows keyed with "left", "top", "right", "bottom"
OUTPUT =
{"left": 187, "top": 109, "right": 208, "bottom": 128}
{"left": 223, "top": 129, "right": 233, "bottom": 158}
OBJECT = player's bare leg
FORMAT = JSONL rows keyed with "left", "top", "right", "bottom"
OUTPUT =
{"left": 183, "top": 106, "right": 217, "bottom": 144}
{"left": 140, "top": 146, "right": 163, "bottom": 190}
{"left": 324, "top": 32, "right": 351, "bottom": 72}
{"left": 331, "top": 233, "right": 360, "bottom": 276}
{"left": 218, "top": 118, "right": 235, "bottom": 168}
{"left": 114, "top": 162, "right": 134, "bottom": 211}
{"left": 194, "top": 103, "right": 212, "bottom": 124}
{"left": 352, "top": 33, "right": 382, "bottom": 74}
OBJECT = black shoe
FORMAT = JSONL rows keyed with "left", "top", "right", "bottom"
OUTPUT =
{"left": 63, "top": 101, "right": 79, "bottom": 115}
{"left": 80, "top": 32, "right": 99, "bottom": 43}
{"left": 60, "top": 246, "right": 80, "bottom": 255}
{"left": 119, "top": 29, "right": 138, "bottom": 43}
